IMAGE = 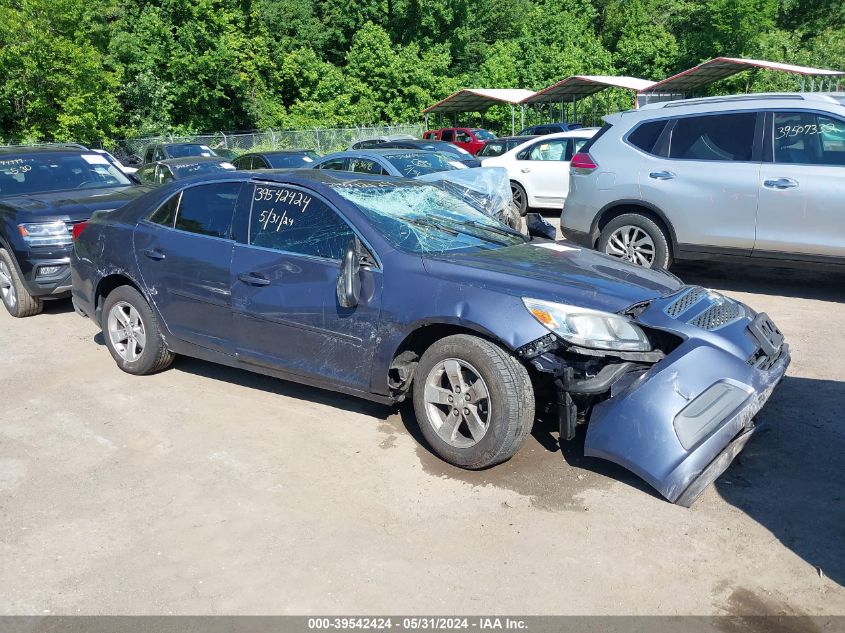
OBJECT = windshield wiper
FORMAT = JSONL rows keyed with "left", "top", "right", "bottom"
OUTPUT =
{"left": 404, "top": 216, "right": 461, "bottom": 236}
{"left": 465, "top": 220, "right": 528, "bottom": 242}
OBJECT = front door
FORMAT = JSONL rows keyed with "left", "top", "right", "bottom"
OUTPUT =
{"left": 232, "top": 182, "right": 382, "bottom": 391}
{"left": 517, "top": 137, "right": 571, "bottom": 207}
{"left": 755, "top": 110, "right": 845, "bottom": 260}
{"left": 638, "top": 111, "right": 762, "bottom": 254}
{"left": 134, "top": 182, "right": 242, "bottom": 354}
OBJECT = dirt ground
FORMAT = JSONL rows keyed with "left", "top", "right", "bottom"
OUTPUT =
{"left": 1, "top": 227, "right": 843, "bottom": 615}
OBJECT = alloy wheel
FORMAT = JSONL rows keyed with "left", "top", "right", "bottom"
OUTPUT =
{"left": 423, "top": 358, "right": 491, "bottom": 449}
{"left": 604, "top": 225, "right": 656, "bottom": 267}
{"left": 107, "top": 301, "right": 147, "bottom": 362}
{"left": 511, "top": 184, "right": 526, "bottom": 212}
{"left": 0, "top": 260, "right": 16, "bottom": 310}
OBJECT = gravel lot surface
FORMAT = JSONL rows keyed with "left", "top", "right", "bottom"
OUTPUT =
{"left": 1, "top": 222, "right": 843, "bottom": 615}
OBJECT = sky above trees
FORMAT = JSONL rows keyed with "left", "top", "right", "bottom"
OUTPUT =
{"left": 1, "top": 0, "right": 844, "bottom": 143}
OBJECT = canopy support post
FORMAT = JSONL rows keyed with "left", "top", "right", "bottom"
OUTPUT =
{"left": 510, "top": 105, "right": 515, "bottom": 135}
{"left": 573, "top": 96, "right": 578, "bottom": 123}
{"left": 520, "top": 105, "right": 525, "bottom": 130}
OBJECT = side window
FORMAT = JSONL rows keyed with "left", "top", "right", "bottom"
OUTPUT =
{"left": 571, "top": 138, "right": 589, "bottom": 157}
{"left": 153, "top": 147, "right": 165, "bottom": 161}
{"left": 669, "top": 112, "right": 756, "bottom": 161}
{"left": 773, "top": 112, "right": 845, "bottom": 166}
{"left": 349, "top": 158, "right": 386, "bottom": 175}
{"left": 136, "top": 165, "right": 156, "bottom": 184}
{"left": 249, "top": 185, "right": 355, "bottom": 260}
{"left": 627, "top": 119, "right": 669, "bottom": 155}
{"left": 155, "top": 165, "right": 172, "bottom": 184}
{"left": 316, "top": 158, "right": 348, "bottom": 171}
{"left": 253, "top": 156, "right": 269, "bottom": 169}
{"left": 236, "top": 156, "right": 254, "bottom": 170}
{"left": 148, "top": 192, "right": 181, "bottom": 227}
{"left": 455, "top": 130, "right": 472, "bottom": 143}
{"left": 441, "top": 129, "right": 454, "bottom": 142}
{"left": 526, "top": 139, "right": 568, "bottom": 161}
{"left": 174, "top": 182, "right": 241, "bottom": 239}
{"left": 144, "top": 146, "right": 154, "bottom": 163}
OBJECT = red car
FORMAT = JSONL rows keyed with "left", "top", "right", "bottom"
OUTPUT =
{"left": 422, "top": 128, "right": 497, "bottom": 155}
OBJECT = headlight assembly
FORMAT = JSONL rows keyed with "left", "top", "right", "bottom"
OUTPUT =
{"left": 18, "top": 222, "right": 71, "bottom": 247}
{"left": 522, "top": 297, "right": 651, "bottom": 352}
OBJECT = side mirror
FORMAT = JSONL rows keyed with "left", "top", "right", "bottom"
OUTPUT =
{"left": 337, "top": 237, "right": 362, "bottom": 308}
{"left": 525, "top": 213, "right": 556, "bottom": 240}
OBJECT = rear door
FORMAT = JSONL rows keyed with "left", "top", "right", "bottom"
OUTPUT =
{"left": 134, "top": 182, "right": 243, "bottom": 354}
{"left": 231, "top": 182, "right": 382, "bottom": 390}
{"left": 755, "top": 110, "right": 845, "bottom": 260}
{"left": 637, "top": 111, "right": 762, "bottom": 254}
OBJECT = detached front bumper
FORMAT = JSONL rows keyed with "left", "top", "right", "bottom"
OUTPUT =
{"left": 584, "top": 338, "right": 790, "bottom": 506}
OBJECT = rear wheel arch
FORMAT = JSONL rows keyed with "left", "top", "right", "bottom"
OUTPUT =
{"left": 94, "top": 274, "right": 144, "bottom": 323}
{"left": 593, "top": 202, "right": 677, "bottom": 253}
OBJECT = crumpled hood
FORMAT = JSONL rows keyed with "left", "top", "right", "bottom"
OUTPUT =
{"left": 3, "top": 185, "right": 148, "bottom": 223}
{"left": 424, "top": 240, "right": 682, "bottom": 313}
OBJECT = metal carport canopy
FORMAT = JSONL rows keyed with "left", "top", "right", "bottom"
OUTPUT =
{"left": 642, "top": 57, "right": 845, "bottom": 93}
{"left": 422, "top": 88, "right": 536, "bottom": 114}
{"left": 521, "top": 75, "right": 656, "bottom": 104}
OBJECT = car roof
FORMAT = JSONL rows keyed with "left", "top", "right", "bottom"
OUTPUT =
{"left": 324, "top": 149, "right": 431, "bottom": 159}
{"left": 0, "top": 146, "right": 87, "bottom": 156}
{"left": 487, "top": 136, "right": 537, "bottom": 142}
{"left": 611, "top": 92, "right": 845, "bottom": 123}
{"left": 157, "top": 156, "right": 227, "bottom": 166}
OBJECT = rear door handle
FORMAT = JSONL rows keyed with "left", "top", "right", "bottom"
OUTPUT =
{"left": 238, "top": 272, "right": 271, "bottom": 287}
{"left": 520, "top": 168, "right": 531, "bottom": 173}
{"left": 763, "top": 177, "right": 798, "bottom": 190}
{"left": 649, "top": 171, "right": 675, "bottom": 180}
{"left": 142, "top": 248, "right": 165, "bottom": 261}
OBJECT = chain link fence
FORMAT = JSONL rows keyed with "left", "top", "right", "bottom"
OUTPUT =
{"left": 102, "top": 124, "right": 424, "bottom": 160}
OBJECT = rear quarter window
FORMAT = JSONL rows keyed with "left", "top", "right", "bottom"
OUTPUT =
{"left": 627, "top": 120, "right": 669, "bottom": 155}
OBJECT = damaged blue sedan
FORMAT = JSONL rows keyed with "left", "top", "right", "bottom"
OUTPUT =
{"left": 69, "top": 170, "right": 789, "bottom": 505}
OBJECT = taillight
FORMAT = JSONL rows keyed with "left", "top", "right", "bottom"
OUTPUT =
{"left": 570, "top": 152, "right": 598, "bottom": 172}
{"left": 72, "top": 221, "right": 89, "bottom": 242}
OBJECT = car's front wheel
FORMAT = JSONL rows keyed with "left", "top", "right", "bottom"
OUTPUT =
{"left": 598, "top": 213, "right": 672, "bottom": 269}
{"left": 102, "top": 285, "right": 174, "bottom": 375}
{"left": 0, "top": 248, "right": 43, "bottom": 318}
{"left": 412, "top": 334, "right": 534, "bottom": 470}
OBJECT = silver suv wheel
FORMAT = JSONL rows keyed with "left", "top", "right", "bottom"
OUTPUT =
{"left": 0, "top": 260, "right": 16, "bottom": 310}
{"left": 604, "top": 225, "right": 656, "bottom": 267}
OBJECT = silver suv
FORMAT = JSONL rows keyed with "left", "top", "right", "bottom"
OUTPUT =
{"left": 561, "top": 92, "right": 845, "bottom": 269}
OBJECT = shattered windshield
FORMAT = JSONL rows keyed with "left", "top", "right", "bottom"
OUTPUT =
{"left": 383, "top": 152, "right": 458, "bottom": 177}
{"left": 331, "top": 180, "right": 526, "bottom": 254}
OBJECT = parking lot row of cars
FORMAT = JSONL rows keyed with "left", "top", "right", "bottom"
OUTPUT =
{"left": 0, "top": 94, "right": 805, "bottom": 507}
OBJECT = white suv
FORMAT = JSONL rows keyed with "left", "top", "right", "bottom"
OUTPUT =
{"left": 561, "top": 92, "right": 845, "bottom": 269}
{"left": 481, "top": 129, "right": 596, "bottom": 215}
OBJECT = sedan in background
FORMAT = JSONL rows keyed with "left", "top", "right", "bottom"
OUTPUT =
{"left": 376, "top": 140, "right": 480, "bottom": 167}
{"left": 481, "top": 129, "right": 596, "bottom": 215}
{"left": 476, "top": 136, "right": 537, "bottom": 158}
{"left": 70, "top": 170, "right": 789, "bottom": 507}
{"left": 232, "top": 150, "right": 320, "bottom": 170}
{"left": 310, "top": 150, "right": 462, "bottom": 178}
{"left": 135, "top": 157, "right": 235, "bottom": 186}
{"left": 349, "top": 135, "right": 416, "bottom": 150}
{"left": 518, "top": 123, "right": 584, "bottom": 135}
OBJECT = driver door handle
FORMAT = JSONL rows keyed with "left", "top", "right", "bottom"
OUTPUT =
{"left": 649, "top": 171, "right": 675, "bottom": 180}
{"left": 238, "top": 272, "right": 271, "bottom": 287}
{"left": 520, "top": 168, "right": 531, "bottom": 173}
{"left": 763, "top": 177, "right": 798, "bottom": 190}
{"left": 142, "top": 248, "right": 165, "bottom": 261}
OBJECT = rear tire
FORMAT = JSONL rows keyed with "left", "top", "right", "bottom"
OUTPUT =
{"left": 412, "top": 334, "right": 534, "bottom": 470}
{"left": 510, "top": 181, "right": 528, "bottom": 216}
{"left": 101, "top": 285, "right": 174, "bottom": 375}
{"left": 598, "top": 213, "right": 672, "bottom": 269}
{"left": 0, "top": 248, "right": 43, "bottom": 318}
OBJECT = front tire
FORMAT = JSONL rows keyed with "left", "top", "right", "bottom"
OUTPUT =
{"left": 101, "top": 285, "right": 174, "bottom": 375}
{"left": 0, "top": 248, "right": 43, "bottom": 318}
{"left": 412, "top": 334, "right": 534, "bottom": 470}
{"left": 598, "top": 213, "right": 672, "bottom": 269}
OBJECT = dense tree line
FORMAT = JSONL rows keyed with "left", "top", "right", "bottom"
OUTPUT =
{"left": 0, "top": 0, "right": 844, "bottom": 144}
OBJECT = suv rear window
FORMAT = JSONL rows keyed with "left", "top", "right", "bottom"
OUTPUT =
{"left": 627, "top": 120, "right": 669, "bottom": 155}
{"left": 669, "top": 113, "right": 756, "bottom": 162}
